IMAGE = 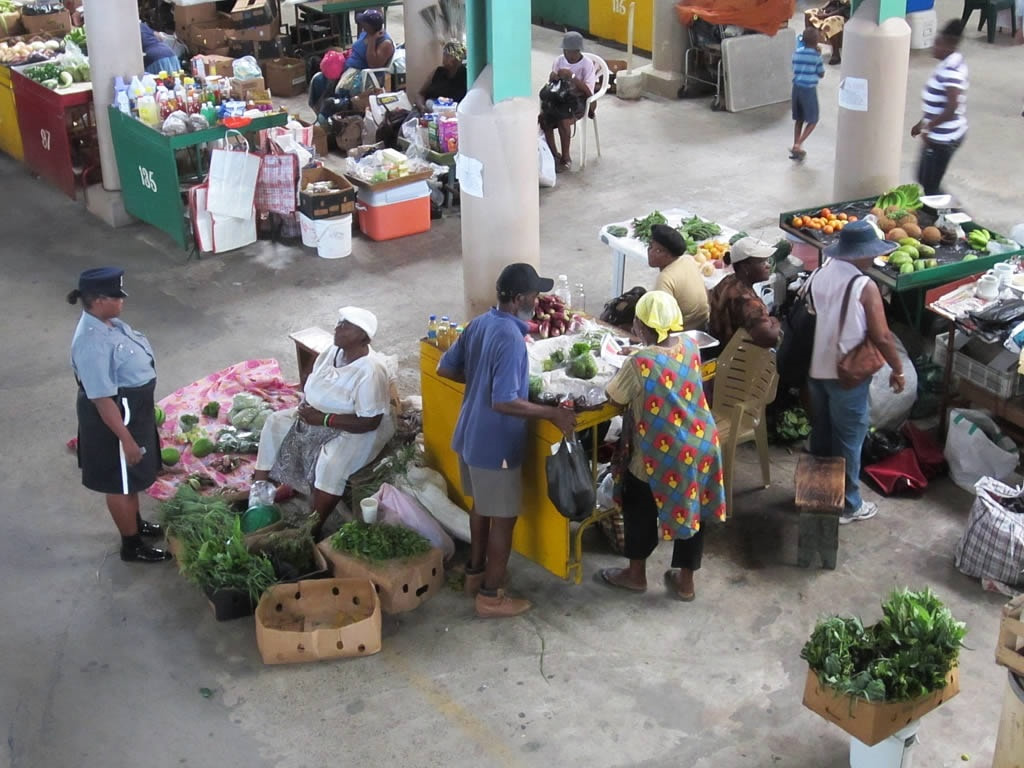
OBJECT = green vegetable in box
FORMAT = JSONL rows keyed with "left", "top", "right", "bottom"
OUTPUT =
{"left": 330, "top": 520, "right": 431, "bottom": 562}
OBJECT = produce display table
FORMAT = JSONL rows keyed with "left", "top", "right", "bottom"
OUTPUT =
{"left": 420, "top": 340, "right": 619, "bottom": 583}
{"left": 598, "top": 207, "right": 741, "bottom": 298}
{"left": 108, "top": 107, "right": 288, "bottom": 249}
{"left": 12, "top": 69, "right": 96, "bottom": 199}
{"left": 0, "top": 66, "right": 23, "bottom": 161}
{"left": 780, "top": 196, "right": 1022, "bottom": 328}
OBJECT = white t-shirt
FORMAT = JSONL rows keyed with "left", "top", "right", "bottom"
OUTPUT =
{"left": 303, "top": 347, "right": 390, "bottom": 417}
{"left": 551, "top": 54, "right": 597, "bottom": 93}
{"left": 809, "top": 259, "right": 870, "bottom": 380}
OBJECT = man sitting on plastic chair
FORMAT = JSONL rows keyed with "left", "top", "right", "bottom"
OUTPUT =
{"left": 539, "top": 31, "right": 595, "bottom": 173}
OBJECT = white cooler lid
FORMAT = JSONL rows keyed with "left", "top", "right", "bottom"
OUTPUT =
{"left": 357, "top": 180, "right": 430, "bottom": 207}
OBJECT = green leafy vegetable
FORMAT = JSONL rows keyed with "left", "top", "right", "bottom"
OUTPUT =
{"left": 631, "top": 210, "right": 668, "bottom": 244}
{"left": 567, "top": 351, "right": 598, "bottom": 380}
{"left": 679, "top": 215, "right": 721, "bottom": 241}
{"left": 606, "top": 225, "right": 628, "bottom": 238}
{"left": 529, "top": 375, "right": 544, "bottom": 399}
{"left": 202, "top": 401, "right": 221, "bottom": 418}
{"left": 330, "top": 520, "right": 431, "bottom": 561}
{"left": 179, "top": 413, "right": 200, "bottom": 431}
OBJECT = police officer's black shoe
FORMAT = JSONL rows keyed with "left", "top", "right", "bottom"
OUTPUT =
{"left": 139, "top": 519, "right": 163, "bottom": 538}
{"left": 120, "top": 542, "right": 172, "bottom": 563}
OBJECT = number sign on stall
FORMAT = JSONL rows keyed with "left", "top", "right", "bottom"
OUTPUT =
{"left": 39, "top": 128, "right": 51, "bottom": 151}
{"left": 138, "top": 165, "right": 158, "bottom": 193}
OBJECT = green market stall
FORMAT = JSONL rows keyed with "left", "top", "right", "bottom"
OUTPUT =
{"left": 108, "top": 107, "right": 287, "bottom": 249}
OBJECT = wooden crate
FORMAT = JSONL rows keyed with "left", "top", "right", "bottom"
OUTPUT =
{"left": 996, "top": 593, "right": 1024, "bottom": 675}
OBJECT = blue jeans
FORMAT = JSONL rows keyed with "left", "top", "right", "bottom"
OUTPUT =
{"left": 808, "top": 378, "right": 870, "bottom": 514}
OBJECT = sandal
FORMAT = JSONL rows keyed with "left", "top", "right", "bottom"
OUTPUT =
{"left": 598, "top": 568, "right": 647, "bottom": 593}
{"left": 663, "top": 570, "right": 696, "bottom": 602}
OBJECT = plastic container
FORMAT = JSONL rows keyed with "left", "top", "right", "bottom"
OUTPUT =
{"left": 355, "top": 182, "right": 431, "bottom": 241}
{"left": 298, "top": 213, "right": 353, "bottom": 259}
{"left": 905, "top": 0, "right": 934, "bottom": 13}
{"left": 908, "top": 9, "right": 937, "bottom": 50}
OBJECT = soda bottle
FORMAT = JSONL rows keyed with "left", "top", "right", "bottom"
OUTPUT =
{"left": 427, "top": 315, "right": 439, "bottom": 346}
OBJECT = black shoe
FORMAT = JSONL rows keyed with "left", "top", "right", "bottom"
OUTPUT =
{"left": 139, "top": 519, "right": 163, "bottom": 538}
{"left": 120, "top": 542, "right": 172, "bottom": 563}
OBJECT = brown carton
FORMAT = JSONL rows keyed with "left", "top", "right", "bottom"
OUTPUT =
{"left": 801, "top": 666, "right": 960, "bottom": 746}
{"left": 22, "top": 10, "right": 72, "bottom": 36}
{"left": 229, "top": 75, "right": 265, "bottom": 101}
{"left": 256, "top": 578, "right": 382, "bottom": 664}
{"left": 174, "top": 2, "right": 218, "bottom": 38}
{"left": 189, "top": 20, "right": 230, "bottom": 54}
{"left": 299, "top": 167, "right": 356, "bottom": 219}
{"left": 264, "top": 57, "right": 305, "bottom": 97}
{"left": 230, "top": 0, "right": 274, "bottom": 29}
{"left": 316, "top": 540, "right": 444, "bottom": 614}
{"left": 225, "top": 19, "right": 278, "bottom": 43}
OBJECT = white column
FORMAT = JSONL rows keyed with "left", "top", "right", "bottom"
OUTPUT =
{"left": 403, "top": 0, "right": 442, "bottom": 101}
{"left": 457, "top": 67, "right": 540, "bottom": 319}
{"left": 833, "top": 0, "right": 911, "bottom": 200}
{"left": 84, "top": 0, "right": 144, "bottom": 191}
{"left": 639, "top": 0, "right": 686, "bottom": 99}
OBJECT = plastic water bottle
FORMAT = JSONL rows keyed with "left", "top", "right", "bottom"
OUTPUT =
{"left": 427, "top": 315, "right": 439, "bottom": 346}
{"left": 554, "top": 274, "right": 572, "bottom": 308}
{"left": 114, "top": 77, "right": 130, "bottom": 115}
{"left": 573, "top": 282, "right": 586, "bottom": 313}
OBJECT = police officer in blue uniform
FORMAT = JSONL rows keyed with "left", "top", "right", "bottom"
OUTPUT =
{"left": 68, "top": 268, "right": 170, "bottom": 563}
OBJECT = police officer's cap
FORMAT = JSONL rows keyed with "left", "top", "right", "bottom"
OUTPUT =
{"left": 78, "top": 267, "right": 128, "bottom": 298}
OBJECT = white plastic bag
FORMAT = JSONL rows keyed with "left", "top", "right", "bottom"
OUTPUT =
{"left": 944, "top": 408, "right": 1020, "bottom": 492}
{"left": 373, "top": 482, "right": 455, "bottom": 559}
{"left": 538, "top": 131, "right": 556, "bottom": 188}
{"left": 868, "top": 336, "right": 918, "bottom": 430}
{"left": 232, "top": 55, "right": 262, "bottom": 81}
{"left": 596, "top": 470, "right": 616, "bottom": 511}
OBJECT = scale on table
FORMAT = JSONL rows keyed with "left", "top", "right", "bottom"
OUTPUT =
{"left": 920, "top": 194, "right": 971, "bottom": 242}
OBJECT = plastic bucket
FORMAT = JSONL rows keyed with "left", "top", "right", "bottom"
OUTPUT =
{"left": 615, "top": 70, "right": 643, "bottom": 100}
{"left": 908, "top": 9, "right": 937, "bottom": 50}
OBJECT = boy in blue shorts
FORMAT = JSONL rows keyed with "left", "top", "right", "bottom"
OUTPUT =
{"left": 790, "top": 28, "right": 825, "bottom": 161}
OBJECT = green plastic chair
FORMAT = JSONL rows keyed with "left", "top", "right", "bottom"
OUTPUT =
{"left": 961, "top": 0, "right": 1017, "bottom": 43}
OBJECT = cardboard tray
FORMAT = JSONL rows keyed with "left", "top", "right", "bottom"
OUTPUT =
{"left": 316, "top": 540, "right": 445, "bottom": 615}
{"left": 256, "top": 578, "right": 382, "bottom": 664}
{"left": 996, "top": 593, "right": 1024, "bottom": 676}
{"left": 802, "top": 666, "right": 960, "bottom": 746}
{"left": 344, "top": 169, "right": 433, "bottom": 193}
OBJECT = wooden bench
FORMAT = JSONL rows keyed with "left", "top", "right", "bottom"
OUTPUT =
{"left": 289, "top": 327, "right": 335, "bottom": 389}
{"left": 794, "top": 455, "right": 845, "bottom": 570}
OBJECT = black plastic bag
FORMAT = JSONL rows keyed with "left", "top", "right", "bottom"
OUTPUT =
{"left": 861, "top": 427, "right": 907, "bottom": 466}
{"left": 777, "top": 272, "right": 818, "bottom": 391}
{"left": 546, "top": 438, "right": 595, "bottom": 522}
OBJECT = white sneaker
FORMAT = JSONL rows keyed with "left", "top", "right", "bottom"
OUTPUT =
{"left": 840, "top": 501, "right": 878, "bottom": 525}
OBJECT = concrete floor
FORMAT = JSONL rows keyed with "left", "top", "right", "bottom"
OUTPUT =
{"left": 2, "top": 3, "right": 1022, "bottom": 766}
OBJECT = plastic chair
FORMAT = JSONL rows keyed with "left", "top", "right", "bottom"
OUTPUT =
{"left": 710, "top": 330, "right": 779, "bottom": 515}
{"left": 578, "top": 52, "right": 610, "bottom": 170}
{"left": 961, "top": 0, "right": 1016, "bottom": 43}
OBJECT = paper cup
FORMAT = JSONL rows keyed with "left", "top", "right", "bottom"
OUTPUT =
{"left": 360, "top": 498, "right": 379, "bottom": 524}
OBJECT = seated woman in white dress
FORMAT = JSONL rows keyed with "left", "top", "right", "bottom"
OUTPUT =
{"left": 253, "top": 306, "right": 394, "bottom": 538}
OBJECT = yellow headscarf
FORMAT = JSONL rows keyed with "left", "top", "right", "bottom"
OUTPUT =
{"left": 635, "top": 290, "right": 684, "bottom": 342}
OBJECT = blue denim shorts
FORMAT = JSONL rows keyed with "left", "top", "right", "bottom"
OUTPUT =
{"left": 792, "top": 85, "right": 819, "bottom": 124}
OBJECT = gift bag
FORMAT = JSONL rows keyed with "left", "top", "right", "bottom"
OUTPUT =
{"left": 189, "top": 184, "right": 213, "bottom": 252}
{"left": 189, "top": 183, "right": 256, "bottom": 253}
{"left": 546, "top": 438, "right": 595, "bottom": 522}
{"left": 954, "top": 476, "right": 1024, "bottom": 587}
{"left": 254, "top": 153, "right": 299, "bottom": 215}
{"left": 206, "top": 131, "right": 261, "bottom": 219}
{"left": 944, "top": 408, "right": 1020, "bottom": 493}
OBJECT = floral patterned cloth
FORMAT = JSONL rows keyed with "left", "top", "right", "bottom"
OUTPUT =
{"left": 606, "top": 338, "right": 726, "bottom": 540}
{"left": 147, "top": 359, "right": 301, "bottom": 501}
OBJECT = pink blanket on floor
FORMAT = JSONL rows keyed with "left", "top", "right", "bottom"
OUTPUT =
{"left": 148, "top": 359, "right": 300, "bottom": 501}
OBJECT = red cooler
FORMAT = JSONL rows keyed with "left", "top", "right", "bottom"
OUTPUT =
{"left": 355, "top": 180, "right": 431, "bottom": 241}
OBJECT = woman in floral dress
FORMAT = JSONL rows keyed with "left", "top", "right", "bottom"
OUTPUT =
{"left": 600, "top": 291, "right": 725, "bottom": 601}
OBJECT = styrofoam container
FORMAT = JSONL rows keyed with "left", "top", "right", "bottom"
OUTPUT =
{"left": 908, "top": 9, "right": 937, "bottom": 50}
{"left": 298, "top": 213, "right": 353, "bottom": 259}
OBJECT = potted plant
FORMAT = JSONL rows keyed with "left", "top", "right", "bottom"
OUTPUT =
{"left": 800, "top": 587, "right": 966, "bottom": 746}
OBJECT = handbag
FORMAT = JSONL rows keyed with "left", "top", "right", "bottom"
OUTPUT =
{"left": 206, "top": 130, "right": 262, "bottom": 220}
{"left": 836, "top": 276, "right": 885, "bottom": 389}
{"left": 776, "top": 270, "right": 818, "bottom": 390}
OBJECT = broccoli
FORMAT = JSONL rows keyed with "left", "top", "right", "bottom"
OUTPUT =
{"left": 569, "top": 341, "right": 591, "bottom": 358}
{"left": 567, "top": 352, "right": 598, "bottom": 380}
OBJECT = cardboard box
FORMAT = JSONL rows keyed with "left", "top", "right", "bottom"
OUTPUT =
{"left": 996, "top": 593, "right": 1024, "bottom": 676}
{"left": 299, "top": 167, "right": 356, "bottom": 219}
{"left": 256, "top": 578, "right": 382, "bottom": 664}
{"left": 0, "top": 11, "right": 24, "bottom": 37}
{"left": 297, "top": 119, "right": 328, "bottom": 158}
{"left": 198, "top": 54, "right": 235, "bottom": 78}
{"left": 190, "top": 20, "right": 230, "bottom": 53}
{"left": 174, "top": 2, "right": 218, "bottom": 38}
{"left": 21, "top": 9, "right": 72, "bottom": 36}
{"left": 228, "top": 36, "right": 283, "bottom": 60}
{"left": 316, "top": 541, "right": 444, "bottom": 614}
{"left": 229, "top": 75, "right": 265, "bottom": 101}
{"left": 264, "top": 57, "right": 305, "bottom": 97}
{"left": 230, "top": 0, "right": 274, "bottom": 29}
{"left": 225, "top": 19, "right": 278, "bottom": 42}
{"left": 801, "top": 667, "right": 960, "bottom": 747}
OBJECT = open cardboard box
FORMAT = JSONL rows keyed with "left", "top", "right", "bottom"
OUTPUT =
{"left": 300, "top": 166, "right": 356, "bottom": 219}
{"left": 802, "top": 666, "right": 960, "bottom": 746}
{"left": 316, "top": 540, "right": 444, "bottom": 614}
{"left": 256, "top": 578, "right": 382, "bottom": 664}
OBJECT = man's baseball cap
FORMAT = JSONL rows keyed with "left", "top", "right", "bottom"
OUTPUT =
{"left": 496, "top": 263, "right": 554, "bottom": 299}
{"left": 728, "top": 237, "right": 776, "bottom": 264}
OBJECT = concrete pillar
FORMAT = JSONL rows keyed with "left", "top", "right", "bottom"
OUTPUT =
{"left": 403, "top": 0, "right": 443, "bottom": 102}
{"left": 459, "top": 0, "right": 538, "bottom": 319}
{"left": 640, "top": 0, "right": 686, "bottom": 99}
{"left": 833, "top": 0, "right": 911, "bottom": 200}
{"left": 84, "top": 0, "right": 143, "bottom": 192}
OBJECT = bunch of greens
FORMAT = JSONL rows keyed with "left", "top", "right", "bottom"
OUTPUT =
{"left": 800, "top": 588, "right": 966, "bottom": 702}
{"left": 679, "top": 215, "right": 721, "bottom": 241}
{"left": 254, "top": 526, "right": 319, "bottom": 581}
{"left": 181, "top": 515, "right": 276, "bottom": 602}
{"left": 65, "top": 27, "right": 87, "bottom": 48}
{"left": 631, "top": 210, "right": 668, "bottom": 244}
{"left": 771, "top": 407, "right": 811, "bottom": 443}
{"left": 529, "top": 375, "right": 544, "bottom": 399}
{"left": 567, "top": 351, "right": 598, "bottom": 380}
{"left": 214, "top": 426, "right": 259, "bottom": 454}
{"left": 330, "top": 521, "right": 431, "bottom": 562}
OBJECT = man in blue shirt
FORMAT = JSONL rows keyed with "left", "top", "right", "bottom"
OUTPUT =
{"left": 438, "top": 264, "right": 577, "bottom": 618}
{"left": 790, "top": 28, "right": 826, "bottom": 161}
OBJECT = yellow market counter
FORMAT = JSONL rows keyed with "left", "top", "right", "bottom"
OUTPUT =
{"left": 0, "top": 66, "right": 23, "bottom": 161}
{"left": 420, "top": 340, "right": 619, "bottom": 582}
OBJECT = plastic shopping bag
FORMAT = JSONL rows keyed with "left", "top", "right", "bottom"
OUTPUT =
{"left": 944, "top": 408, "right": 1020, "bottom": 493}
{"left": 954, "top": 476, "right": 1024, "bottom": 587}
{"left": 206, "top": 131, "right": 261, "bottom": 219}
{"left": 868, "top": 336, "right": 918, "bottom": 430}
{"left": 254, "top": 153, "right": 299, "bottom": 215}
{"left": 538, "top": 131, "right": 556, "bottom": 188}
{"left": 373, "top": 482, "right": 455, "bottom": 559}
{"left": 546, "top": 438, "right": 595, "bottom": 522}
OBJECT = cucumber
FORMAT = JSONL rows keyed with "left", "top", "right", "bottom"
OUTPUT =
{"left": 58, "top": 71, "right": 73, "bottom": 87}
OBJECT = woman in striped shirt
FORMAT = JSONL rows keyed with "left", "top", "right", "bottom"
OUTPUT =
{"left": 911, "top": 20, "right": 968, "bottom": 196}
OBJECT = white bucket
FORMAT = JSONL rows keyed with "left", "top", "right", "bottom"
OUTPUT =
{"left": 299, "top": 213, "right": 319, "bottom": 248}
{"left": 315, "top": 215, "right": 353, "bottom": 260}
{"left": 615, "top": 70, "right": 644, "bottom": 100}
{"left": 908, "top": 9, "right": 937, "bottom": 50}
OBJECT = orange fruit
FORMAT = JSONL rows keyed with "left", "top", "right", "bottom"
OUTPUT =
{"left": 792, "top": 216, "right": 803, "bottom": 227}
{"left": 823, "top": 226, "right": 835, "bottom": 235}
{"left": 848, "top": 215, "right": 858, "bottom": 222}
{"left": 838, "top": 213, "right": 848, "bottom": 221}
{"left": 821, "top": 208, "right": 832, "bottom": 218}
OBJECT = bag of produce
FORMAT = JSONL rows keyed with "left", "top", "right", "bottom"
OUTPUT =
{"left": 373, "top": 482, "right": 454, "bottom": 559}
{"left": 944, "top": 408, "right": 1020, "bottom": 493}
{"left": 545, "top": 438, "right": 595, "bottom": 522}
{"left": 954, "top": 476, "right": 1024, "bottom": 587}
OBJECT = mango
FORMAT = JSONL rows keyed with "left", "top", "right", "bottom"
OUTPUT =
{"left": 154, "top": 406, "right": 165, "bottom": 427}
{"left": 900, "top": 263, "right": 915, "bottom": 275}
{"left": 918, "top": 244, "right": 936, "bottom": 257}
{"left": 191, "top": 437, "right": 215, "bottom": 459}
{"left": 161, "top": 447, "right": 180, "bottom": 466}
{"left": 926, "top": 258, "right": 938, "bottom": 268}
{"left": 898, "top": 237, "right": 921, "bottom": 248}
{"left": 962, "top": 254, "right": 978, "bottom": 261}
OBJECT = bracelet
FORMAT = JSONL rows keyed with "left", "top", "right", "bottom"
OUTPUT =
{"left": 895, "top": 373, "right": 905, "bottom": 379}
{"left": 323, "top": 413, "right": 331, "bottom": 427}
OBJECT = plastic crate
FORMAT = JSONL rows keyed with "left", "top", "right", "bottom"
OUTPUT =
{"left": 906, "top": 0, "right": 935, "bottom": 12}
{"left": 933, "top": 331, "right": 1024, "bottom": 398}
